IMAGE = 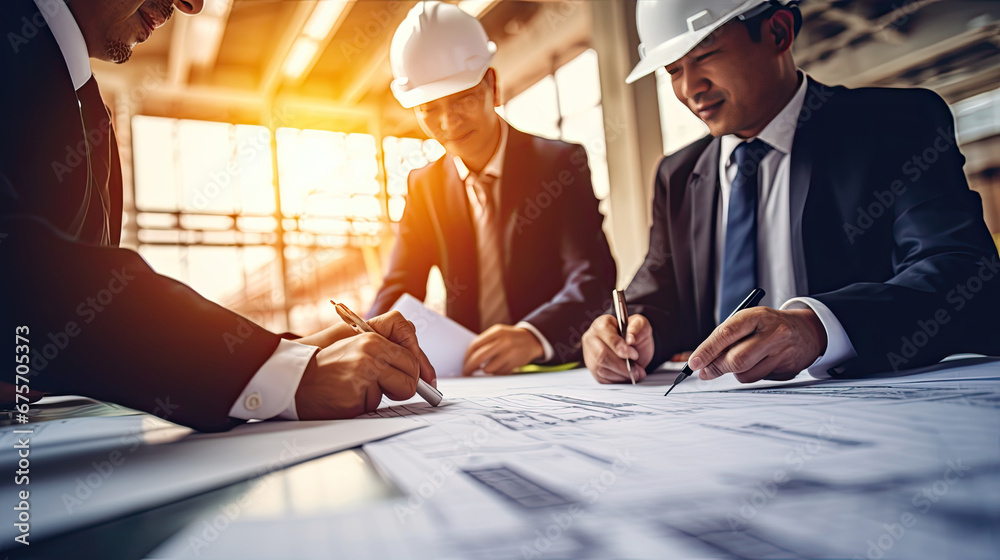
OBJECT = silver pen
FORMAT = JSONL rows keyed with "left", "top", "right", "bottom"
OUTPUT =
{"left": 331, "top": 301, "right": 443, "bottom": 407}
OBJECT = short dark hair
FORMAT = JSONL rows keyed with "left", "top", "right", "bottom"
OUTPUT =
{"left": 741, "top": 2, "right": 803, "bottom": 43}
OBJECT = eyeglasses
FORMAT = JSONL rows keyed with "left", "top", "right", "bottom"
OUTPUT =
{"left": 416, "top": 82, "right": 487, "bottom": 118}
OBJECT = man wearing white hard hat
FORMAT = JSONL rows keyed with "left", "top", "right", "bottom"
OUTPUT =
{"left": 371, "top": 2, "right": 616, "bottom": 375}
{"left": 583, "top": 0, "right": 999, "bottom": 384}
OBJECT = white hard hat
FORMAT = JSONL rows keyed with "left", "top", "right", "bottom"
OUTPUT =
{"left": 626, "top": 0, "right": 796, "bottom": 84}
{"left": 390, "top": 2, "right": 497, "bottom": 108}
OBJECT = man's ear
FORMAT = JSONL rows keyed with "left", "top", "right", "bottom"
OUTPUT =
{"left": 769, "top": 10, "right": 795, "bottom": 53}
{"left": 485, "top": 68, "right": 501, "bottom": 107}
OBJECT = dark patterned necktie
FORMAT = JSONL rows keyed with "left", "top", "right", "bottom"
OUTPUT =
{"left": 719, "top": 139, "right": 771, "bottom": 320}
{"left": 75, "top": 76, "right": 113, "bottom": 245}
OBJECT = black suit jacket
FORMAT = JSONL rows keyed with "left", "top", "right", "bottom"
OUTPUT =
{"left": 369, "top": 125, "right": 616, "bottom": 362}
{"left": 627, "top": 78, "right": 1000, "bottom": 376}
{"left": 1, "top": 0, "right": 280, "bottom": 431}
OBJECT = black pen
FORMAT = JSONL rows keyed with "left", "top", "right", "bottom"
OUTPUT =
{"left": 664, "top": 288, "right": 765, "bottom": 396}
{"left": 612, "top": 290, "right": 635, "bottom": 384}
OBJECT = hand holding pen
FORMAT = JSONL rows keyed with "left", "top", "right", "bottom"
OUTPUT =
{"left": 294, "top": 307, "right": 440, "bottom": 420}
{"left": 682, "top": 287, "right": 828, "bottom": 387}
{"left": 582, "top": 295, "right": 657, "bottom": 384}
{"left": 664, "top": 288, "right": 765, "bottom": 396}
{"left": 332, "top": 302, "right": 442, "bottom": 406}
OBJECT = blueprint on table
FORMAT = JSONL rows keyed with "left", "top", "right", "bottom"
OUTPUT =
{"left": 149, "top": 358, "right": 1000, "bottom": 559}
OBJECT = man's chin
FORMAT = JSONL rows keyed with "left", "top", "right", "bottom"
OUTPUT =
{"left": 105, "top": 41, "right": 133, "bottom": 64}
{"left": 705, "top": 122, "right": 727, "bottom": 137}
{"left": 703, "top": 118, "right": 740, "bottom": 138}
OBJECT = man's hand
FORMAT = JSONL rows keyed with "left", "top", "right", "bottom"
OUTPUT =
{"left": 368, "top": 311, "right": 437, "bottom": 388}
{"left": 296, "top": 323, "right": 358, "bottom": 349}
{"left": 462, "top": 325, "right": 544, "bottom": 376}
{"left": 688, "top": 307, "right": 827, "bottom": 383}
{"left": 294, "top": 332, "right": 421, "bottom": 420}
{"left": 582, "top": 314, "right": 655, "bottom": 384}
{"left": 296, "top": 311, "right": 435, "bottom": 388}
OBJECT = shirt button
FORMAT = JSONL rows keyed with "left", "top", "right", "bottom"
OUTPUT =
{"left": 245, "top": 393, "right": 262, "bottom": 411}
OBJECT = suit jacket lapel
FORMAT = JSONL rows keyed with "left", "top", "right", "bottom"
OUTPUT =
{"left": 788, "top": 77, "right": 829, "bottom": 296}
{"left": 688, "top": 137, "right": 721, "bottom": 335}
{"left": 498, "top": 125, "right": 529, "bottom": 273}
{"left": 437, "top": 157, "right": 480, "bottom": 330}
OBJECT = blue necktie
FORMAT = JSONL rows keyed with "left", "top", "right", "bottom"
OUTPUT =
{"left": 719, "top": 139, "right": 771, "bottom": 321}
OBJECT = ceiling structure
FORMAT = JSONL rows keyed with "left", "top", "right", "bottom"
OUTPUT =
{"left": 796, "top": 0, "right": 1000, "bottom": 102}
{"left": 92, "top": 0, "right": 1000, "bottom": 138}
{"left": 85, "top": 0, "right": 1000, "bottom": 331}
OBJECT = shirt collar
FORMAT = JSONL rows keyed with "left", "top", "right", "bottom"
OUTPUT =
{"left": 453, "top": 119, "right": 509, "bottom": 182}
{"left": 34, "top": 0, "right": 92, "bottom": 91}
{"left": 720, "top": 70, "right": 810, "bottom": 165}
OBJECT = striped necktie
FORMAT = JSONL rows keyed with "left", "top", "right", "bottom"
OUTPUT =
{"left": 470, "top": 172, "right": 511, "bottom": 330}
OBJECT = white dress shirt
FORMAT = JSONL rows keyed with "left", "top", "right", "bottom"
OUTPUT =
{"left": 453, "top": 120, "right": 555, "bottom": 362}
{"left": 40, "top": 0, "right": 317, "bottom": 420}
{"left": 714, "top": 71, "right": 856, "bottom": 379}
{"left": 33, "top": 0, "right": 91, "bottom": 90}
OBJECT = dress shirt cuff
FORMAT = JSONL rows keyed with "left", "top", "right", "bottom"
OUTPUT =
{"left": 516, "top": 321, "right": 555, "bottom": 363}
{"left": 780, "top": 297, "right": 858, "bottom": 379}
{"left": 228, "top": 339, "right": 319, "bottom": 421}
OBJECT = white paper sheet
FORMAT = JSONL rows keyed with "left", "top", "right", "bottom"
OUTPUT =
{"left": 390, "top": 293, "right": 477, "bottom": 377}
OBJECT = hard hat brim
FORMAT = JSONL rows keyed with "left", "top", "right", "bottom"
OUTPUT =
{"left": 625, "top": 0, "right": 763, "bottom": 84}
{"left": 391, "top": 46, "right": 496, "bottom": 109}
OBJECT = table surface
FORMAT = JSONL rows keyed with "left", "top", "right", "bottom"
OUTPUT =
{"left": 4, "top": 359, "right": 999, "bottom": 559}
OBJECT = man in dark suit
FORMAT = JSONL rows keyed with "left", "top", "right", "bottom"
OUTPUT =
{"left": 583, "top": 0, "right": 1000, "bottom": 384}
{"left": 370, "top": 2, "right": 616, "bottom": 374}
{"left": 1, "top": 0, "right": 435, "bottom": 431}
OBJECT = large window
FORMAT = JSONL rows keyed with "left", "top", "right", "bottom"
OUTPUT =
{"left": 131, "top": 116, "right": 440, "bottom": 334}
